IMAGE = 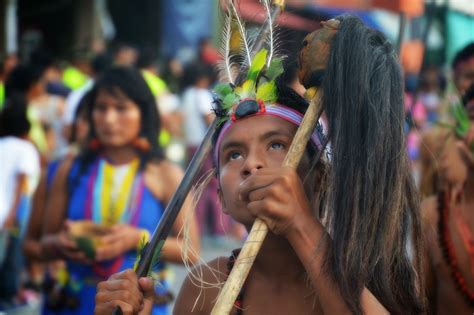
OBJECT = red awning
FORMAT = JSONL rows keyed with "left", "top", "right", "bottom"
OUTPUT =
{"left": 286, "top": 0, "right": 424, "bottom": 17}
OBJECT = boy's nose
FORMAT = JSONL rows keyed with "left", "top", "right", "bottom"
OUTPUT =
{"left": 241, "top": 155, "right": 264, "bottom": 179}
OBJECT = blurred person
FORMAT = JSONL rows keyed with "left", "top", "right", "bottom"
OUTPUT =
{"left": 0, "top": 53, "right": 20, "bottom": 109}
{"left": 5, "top": 64, "right": 49, "bottom": 157}
{"left": 62, "top": 50, "right": 92, "bottom": 91}
{"left": 422, "top": 86, "right": 474, "bottom": 313}
{"left": 27, "top": 50, "right": 71, "bottom": 158}
{"left": 161, "top": 57, "right": 184, "bottom": 94}
{"left": 22, "top": 91, "right": 92, "bottom": 298}
{"left": 3, "top": 53, "right": 19, "bottom": 77}
{"left": 180, "top": 61, "right": 215, "bottom": 160}
{"left": 418, "top": 65, "right": 445, "bottom": 125}
{"left": 0, "top": 61, "right": 4, "bottom": 109}
{"left": 419, "top": 43, "right": 474, "bottom": 198}
{"left": 453, "top": 42, "right": 474, "bottom": 97}
{"left": 198, "top": 37, "right": 221, "bottom": 66}
{"left": 40, "top": 67, "right": 199, "bottom": 315}
{"left": 0, "top": 95, "right": 41, "bottom": 309}
{"left": 138, "top": 46, "right": 168, "bottom": 98}
{"left": 62, "top": 53, "right": 111, "bottom": 144}
{"left": 30, "top": 49, "right": 71, "bottom": 98}
{"left": 112, "top": 42, "right": 139, "bottom": 67}
{"left": 180, "top": 62, "right": 233, "bottom": 240}
{"left": 137, "top": 47, "right": 179, "bottom": 150}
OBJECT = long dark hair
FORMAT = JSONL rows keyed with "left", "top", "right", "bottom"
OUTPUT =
{"left": 0, "top": 94, "right": 30, "bottom": 137}
{"left": 79, "top": 66, "right": 164, "bottom": 173}
{"left": 321, "top": 16, "right": 424, "bottom": 314}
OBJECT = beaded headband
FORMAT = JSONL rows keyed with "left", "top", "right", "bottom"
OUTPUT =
{"left": 213, "top": 102, "right": 324, "bottom": 165}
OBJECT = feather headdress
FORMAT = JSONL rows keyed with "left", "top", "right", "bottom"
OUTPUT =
{"left": 214, "top": 0, "right": 284, "bottom": 122}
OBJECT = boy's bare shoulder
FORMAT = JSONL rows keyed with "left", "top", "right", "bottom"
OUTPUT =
{"left": 173, "top": 257, "right": 230, "bottom": 315}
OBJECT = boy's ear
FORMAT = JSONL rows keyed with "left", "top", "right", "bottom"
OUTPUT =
{"left": 217, "top": 187, "right": 229, "bottom": 215}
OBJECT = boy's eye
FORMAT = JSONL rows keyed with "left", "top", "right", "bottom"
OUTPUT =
{"left": 229, "top": 151, "right": 242, "bottom": 160}
{"left": 270, "top": 142, "right": 284, "bottom": 150}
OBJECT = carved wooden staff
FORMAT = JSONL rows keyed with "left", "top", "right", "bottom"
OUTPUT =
{"left": 211, "top": 19, "right": 340, "bottom": 315}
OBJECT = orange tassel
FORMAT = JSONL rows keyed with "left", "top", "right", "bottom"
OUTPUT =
{"left": 133, "top": 137, "right": 151, "bottom": 152}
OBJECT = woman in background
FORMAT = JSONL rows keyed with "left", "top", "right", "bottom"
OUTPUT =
{"left": 40, "top": 67, "right": 199, "bottom": 314}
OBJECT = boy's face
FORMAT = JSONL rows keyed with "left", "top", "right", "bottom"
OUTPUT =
{"left": 217, "top": 115, "right": 298, "bottom": 228}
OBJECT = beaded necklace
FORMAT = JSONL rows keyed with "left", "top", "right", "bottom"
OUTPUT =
{"left": 84, "top": 157, "right": 145, "bottom": 278}
{"left": 438, "top": 191, "right": 474, "bottom": 306}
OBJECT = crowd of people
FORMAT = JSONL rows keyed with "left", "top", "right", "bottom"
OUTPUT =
{"left": 0, "top": 13, "right": 473, "bottom": 315}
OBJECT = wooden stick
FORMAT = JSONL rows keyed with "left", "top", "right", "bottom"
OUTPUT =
{"left": 211, "top": 90, "right": 324, "bottom": 314}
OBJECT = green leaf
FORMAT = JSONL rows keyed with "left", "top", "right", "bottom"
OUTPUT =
{"left": 247, "top": 49, "right": 268, "bottom": 82}
{"left": 266, "top": 58, "right": 284, "bottom": 81}
{"left": 451, "top": 104, "right": 470, "bottom": 137}
{"left": 74, "top": 237, "right": 96, "bottom": 259}
{"left": 256, "top": 81, "right": 277, "bottom": 103}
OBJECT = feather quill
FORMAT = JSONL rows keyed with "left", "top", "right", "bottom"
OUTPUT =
{"left": 262, "top": 0, "right": 274, "bottom": 67}
{"left": 217, "top": 10, "right": 237, "bottom": 84}
{"left": 229, "top": 0, "right": 252, "bottom": 67}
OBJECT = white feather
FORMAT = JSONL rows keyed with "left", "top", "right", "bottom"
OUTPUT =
{"left": 262, "top": 0, "right": 274, "bottom": 67}
{"left": 217, "top": 10, "right": 237, "bottom": 84}
{"left": 229, "top": 0, "right": 252, "bottom": 67}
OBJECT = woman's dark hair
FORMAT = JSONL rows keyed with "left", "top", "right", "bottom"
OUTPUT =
{"left": 79, "top": 66, "right": 164, "bottom": 172}
{"left": 69, "top": 90, "right": 93, "bottom": 144}
{"left": 0, "top": 94, "right": 30, "bottom": 137}
{"left": 4, "top": 64, "right": 44, "bottom": 97}
{"left": 321, "top": 15, "right": 424, "bottom": 314}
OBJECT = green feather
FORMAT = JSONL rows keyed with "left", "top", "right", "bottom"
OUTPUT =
{"left": 240, "top": 79, "right": 256, "bottom": 98}
{"left": 247, "top": 49, "right": 268, "bottom": 82}
{"left": 256, "top": 81, "right": 277, "bottom": 103}
{"left": 149, "top": 240, "right": 165, "bottom": 276}
{"left": 266, "top": 58, "right": 284, "bottom": 81}
{"left": 214, "top": 83, "right": 233, "bottom": 100}
{"left": 223, "top": 92, "right": 240, "bottom": 110}
{"left": 133, "top": 234, "right": 149, "bottom": 271}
